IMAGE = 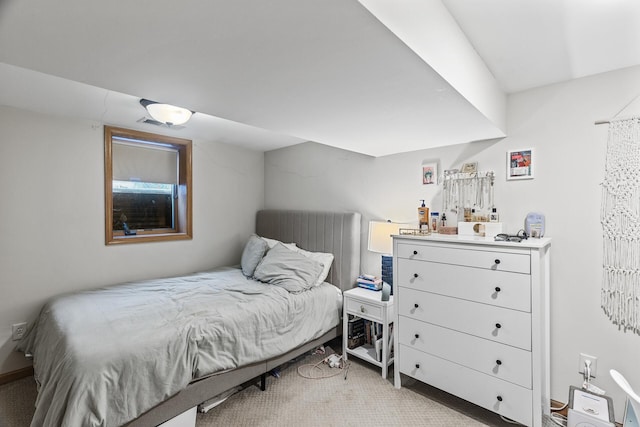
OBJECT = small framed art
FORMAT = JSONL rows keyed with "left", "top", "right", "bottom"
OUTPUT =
{"left": 461, "top": 162, "right": 477, "bottom": 174}
{"left": 507, "top": 148, "right": 534, "bottom": 180}
{"left": 422, "top": 163, "right": 437, "bottom": 185}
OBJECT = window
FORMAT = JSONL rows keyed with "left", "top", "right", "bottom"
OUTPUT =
{"left": 104, "top": 126, "right": 192, "bottom": 245}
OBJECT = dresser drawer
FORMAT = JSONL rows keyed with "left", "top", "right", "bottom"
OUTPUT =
{"left": 397, "top": 258, "right": 531, "bottom": 312}
{"left": 397, "top": 243, "right": 530, "bottom": 274}
{"left": 345, "top": 297, "right": 383, "bottom": 322}
{"left": 399, "top": 345, "right": 533, "bottom": 426}
{"left": 398, "top": 288, "right": 531, "bottom": 350}
{"left": 399, "top": 317, "right": 532, "bottom": 388}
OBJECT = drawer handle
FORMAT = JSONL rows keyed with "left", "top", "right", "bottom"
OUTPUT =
{"left": 494, "top": 286, "right": 501, "bottom": 293}
{"left": 413, "top": 250, "right": 418, "bottom": 255}
{"left": 360, "top": 305, "right": 365, "bottom": 313}
{"left": 415, "top": 363, "right": 420, "bottom": 369}
{"left": 496, "top": 395, "right": 503, "bottom": 402}
{"left": 494, "top": 259, "right": 501, "bottom": 265}
{"left": 414, "top": 303, "right": 419, "bottom": 309}
{"left": 495, "top": 323, "right": 502, "bottom": 329}
{"left": 496, "top": 359, "right": 502, "bottom": 366}
{"left": 413, "top": 273, "right": 419, "bottom": 278}
{"left": 414, "top": 333, "right": 420, "bottom": 339}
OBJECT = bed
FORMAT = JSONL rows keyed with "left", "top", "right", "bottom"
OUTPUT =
{"left": 18, "top": 209, "right": 361, "bottom": 427}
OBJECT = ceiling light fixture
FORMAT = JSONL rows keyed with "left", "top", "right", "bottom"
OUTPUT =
{"left": 140, "top": 99, "right": 194, "bottom": 126}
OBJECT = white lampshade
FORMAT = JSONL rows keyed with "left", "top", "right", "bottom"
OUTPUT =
{"left": 146, "top": 102, "right": 193, "bottom": 126}
{"left": 611, "top": 369, "right": 640, "bottom": 404}
{"left": 368, "top": 220, "right": 403, "bottom": 255}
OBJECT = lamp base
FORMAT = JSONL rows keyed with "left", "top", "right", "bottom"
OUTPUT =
{"left": 381, "top": 283, "right": 391, "bottom": 301}
{"left": 381, "top": 255, "right": 393, "bottom": 295}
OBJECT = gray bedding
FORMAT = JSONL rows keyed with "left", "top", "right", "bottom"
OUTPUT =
{"left": 19, "top": 266, "right": 342, "bottom": 427}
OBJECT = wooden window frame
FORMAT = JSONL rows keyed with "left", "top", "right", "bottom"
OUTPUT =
{"left": 104, "top": 126, "right": 192, "bottom": 245}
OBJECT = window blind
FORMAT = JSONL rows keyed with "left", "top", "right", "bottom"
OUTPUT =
{"left": 112, "top": 140, "right": 178, "bottom": 184}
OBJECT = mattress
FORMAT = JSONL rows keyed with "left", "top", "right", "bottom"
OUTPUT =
{"left": 19, "top": 266, "right": 342, "bottom": 427}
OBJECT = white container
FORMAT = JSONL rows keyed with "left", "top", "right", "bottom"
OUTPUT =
{"left": 457, "top": 222, "right": 503, "bottom": 238}
{"left": 525, "top": 212, "right": 545, "bottom": 238}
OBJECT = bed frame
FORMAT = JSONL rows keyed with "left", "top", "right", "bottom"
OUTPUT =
{"left": 127, "top": 209, "right": 361, "bottom": 426}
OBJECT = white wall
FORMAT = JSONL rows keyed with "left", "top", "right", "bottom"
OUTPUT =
{"left": 265, "top": 65, "right": 640, "bottom": 421}
{"left": 0, "top": 106, "right": 265, "bottom": 374}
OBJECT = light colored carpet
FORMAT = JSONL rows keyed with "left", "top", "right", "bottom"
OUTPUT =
{"left": 198, "top": 349, "right": 490, "bottom": 427}
{"left": 0, "top": 344, "right": 542, "bottom": 426}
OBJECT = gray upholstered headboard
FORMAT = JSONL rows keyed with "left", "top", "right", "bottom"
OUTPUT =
{"left": 256, "top": 209, "right": 361, "bottom": 292}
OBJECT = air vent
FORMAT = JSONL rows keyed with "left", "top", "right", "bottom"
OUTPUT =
{"left": 137, "top": 117, "right": 186, "bottom": 130}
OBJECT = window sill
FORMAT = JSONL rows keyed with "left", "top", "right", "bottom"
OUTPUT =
{"left": 107, "top": 232, "right": 192, "bottom": 245}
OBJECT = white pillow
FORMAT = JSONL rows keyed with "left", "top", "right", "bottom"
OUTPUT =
{"left": 261, "top": 236, "right": 297, "bottom": 251}
{"left": 253, "top": 243, "right": 324, "bottom": 293}
{"left": 292, "top": 247, "right": 334, "bottom": 287}
{"left": 240, "top": 235, "right": 269, "bottom": 277}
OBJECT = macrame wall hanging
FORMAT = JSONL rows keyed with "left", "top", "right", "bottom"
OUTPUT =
{"left": 601, "top": 117, "right": 640, "bottom": 333}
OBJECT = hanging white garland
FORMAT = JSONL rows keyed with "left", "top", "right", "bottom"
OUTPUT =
{"left": 601, "top": 117, "right": 640, "bottom": 333}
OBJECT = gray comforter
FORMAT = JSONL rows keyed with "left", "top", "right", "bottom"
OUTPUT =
{"left": 18, "top": 267, "right": 342, "bottom": 427}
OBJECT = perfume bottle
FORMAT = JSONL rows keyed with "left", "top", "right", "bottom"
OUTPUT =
{"left": 489, "top": 207, "right": 499, "bottom": 223}
{"left": 464, "top": 208, "right": 472, "bottom": 222}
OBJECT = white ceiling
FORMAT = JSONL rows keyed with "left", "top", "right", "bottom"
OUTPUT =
{"left": 443, "top": 0, "right": 640, "bottom": 94}
{"left": 0, "top": 0, "right": 639, "bottom": 156}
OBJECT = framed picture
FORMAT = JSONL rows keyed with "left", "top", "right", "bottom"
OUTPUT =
{"left": 507, "top": 148, "right": 534, "bottom": 180}
{"left": 461, "top": 162, "right": 477, "bottom": 174}
{"left": 422, "top": 163, "right": 437, "bottom": 185}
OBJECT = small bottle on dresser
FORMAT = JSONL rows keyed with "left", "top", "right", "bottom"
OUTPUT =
{"left": 489, "top": 207, "right": 499, "bottom": 223}
{"left": 418, "top": 200, "right": 429, "bottom": 230}
{"left": 464, "top": 208, "right": 472, "bottom": 222}
{"left": 431, "top": 212, "right": 439, "bottom": 232}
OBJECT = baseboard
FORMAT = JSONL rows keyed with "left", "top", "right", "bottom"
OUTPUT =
{"left": 0, "top": 366, "right": 34, "bottom": 385}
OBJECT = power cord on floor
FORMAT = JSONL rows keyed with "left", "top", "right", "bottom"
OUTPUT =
{"left": 549, "top": 401, "right": 568, "bottom": 427}
{"left": 499, "top": 403, "right": 569, "bottom": 426}
{"left": 297, "top": 354, "right": 351, "bottom": 380}
{"left": 500, "top": 410, "right": 566, "bottom": 427}
{"left": 549, "top": 413, "right": 567, "bottom": 427}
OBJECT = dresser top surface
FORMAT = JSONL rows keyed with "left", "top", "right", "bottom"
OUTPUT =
{"left": 393, "top": 233, "right": 551, "bottom": 249}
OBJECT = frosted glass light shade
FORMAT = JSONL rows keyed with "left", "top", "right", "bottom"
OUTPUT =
{"left": 146, "top": 103, "right": 193, "bottom": 126}
{"left": 368, "top": 220, "right": 402, "bottom": 255}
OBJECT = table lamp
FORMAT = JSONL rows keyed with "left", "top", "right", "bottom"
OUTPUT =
{"left": 368, "top": 220, "right": 403, "bottom": 295}
{"left": 611, "top": 369, "right": 640, "bottom": 426}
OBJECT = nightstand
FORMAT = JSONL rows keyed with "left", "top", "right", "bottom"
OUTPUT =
{"left": 343, "top": 287, "right": 394, "bottom": 379}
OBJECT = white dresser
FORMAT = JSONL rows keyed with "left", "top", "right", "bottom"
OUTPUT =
{"left": 393, "top": 234, "right": 551, "bottom": 427}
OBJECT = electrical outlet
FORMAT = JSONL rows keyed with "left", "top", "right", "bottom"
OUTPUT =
{"left": 578, "top": 353, "right": 598, "bottom": 378}
{"left": 12, "top": 322, "right": 27, "bottom": 341}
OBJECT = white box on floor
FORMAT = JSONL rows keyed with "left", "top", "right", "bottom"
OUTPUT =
{"left": 457, "top": 222, "right": 503, "bottom": 237}
{"left": 567, "top": 386, "right": 615, "bottom": 427}
{"left": 158, "top": 407, "right": 196, "bottom": 427}
{"left": 567, "top": 408, "right": 614, "bottom": 427}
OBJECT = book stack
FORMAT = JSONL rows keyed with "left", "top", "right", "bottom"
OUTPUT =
{"left": 347, "top": 315, "right": 395, "bottom": 362}
{"left": 370, "top": 322, "right": 394, "bottom": 362}
{"left": 363, "top": 320, "right": 391, "bottom": 362}
{"left": 356, "top": 274, "right": 383, "bottom": 291}
{"left": 347, "top": 316, "right": 366, "bottom": 349}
